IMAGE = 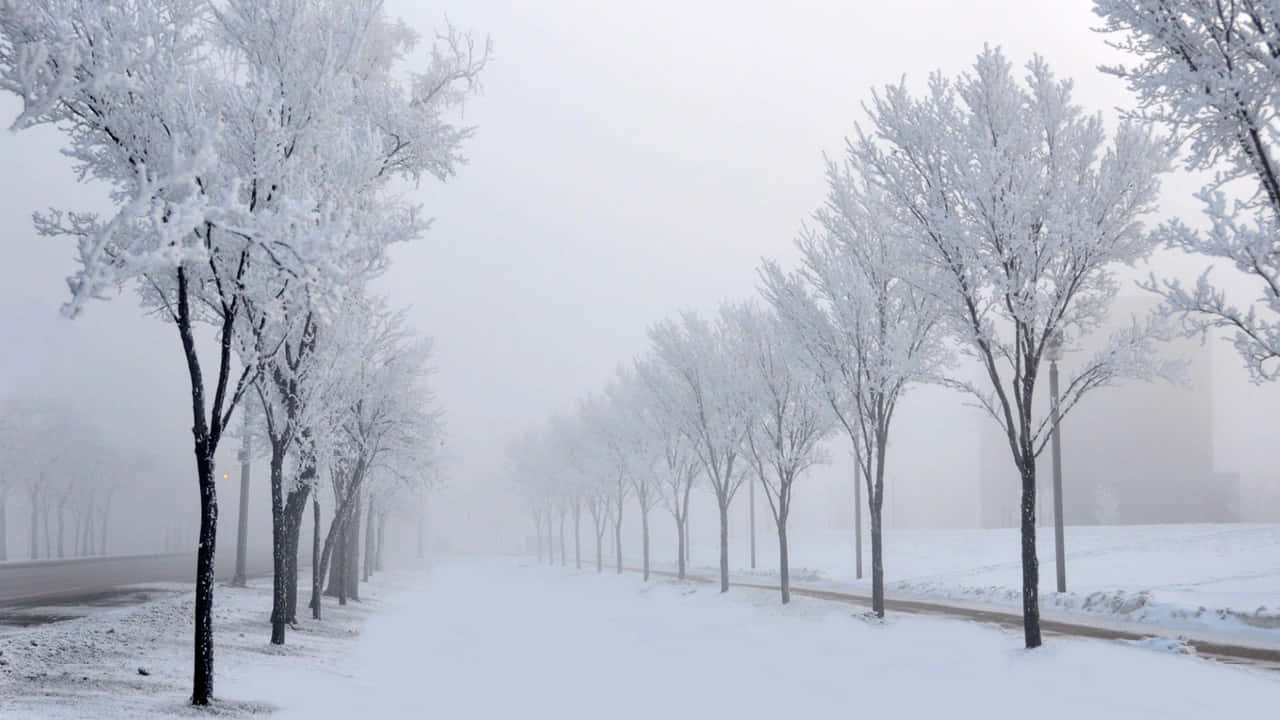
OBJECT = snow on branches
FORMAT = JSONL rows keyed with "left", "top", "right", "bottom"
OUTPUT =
{"left": 1096, "top": 0, "right": 1280, "bottom": 381}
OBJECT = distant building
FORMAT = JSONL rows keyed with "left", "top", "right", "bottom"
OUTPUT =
{"left": 979, "top": 296, "right": 1236, "bottom": 527}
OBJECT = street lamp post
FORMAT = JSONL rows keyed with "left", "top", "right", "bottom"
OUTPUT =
{"left": 233, "top": 426, "right": 251, "bottom": 587}
{"left": 1047, "top": 329, "right": 1067, "bottom": 594}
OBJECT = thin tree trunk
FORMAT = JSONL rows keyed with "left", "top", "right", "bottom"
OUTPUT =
{"left": 854, "top": 449, "right": 863, "bottom": 580}
{"left": 56, "top": 500, "right": 65, "bottom": 558}
{"left": 613, "top": 514, "right": 623, "bottom": 575}
{"left": 345, "top": 491, "right": 361, "bottom": 602}
{"left": 778, "top": 514, "right": 790, "bottom": 604}
{"left": 641, "top": 506, "right": 650, "bottom": 582}
{"left": 869, "top": 439, "right": 887, "bottom": 618}
{"left": 558, "top": 510, "right": 566, "bottom": 567}
{"left": 573, "top": 502, "right": 581, "bottom": 570}
{"left": 375, "top": 513, "right": 385, "bottom": 572}
{"left": 325, "top": 522, "right": 346, "bottom": 597}
{"left": 534, "top": 512, "right": 543, "bottom": 564}
{"left": 28, "top": 489, "right": 38, "bottom": 560}
{"left": 684, "top": 513, "right": 691, "bottom": 567}
{"left": 717, "top": 497, "right": 729, "bottom": 593}
{"left": 310, "top": 497, "right": 320, "bottom": 617}
{"left": 99, "top": 492, "right": 111, "bottom": 556}
{"left": 675, "top": 513, "right": 685, "bottom": 580}
{"left": 749, "top": 480, "right": 756, "bottom": 569}
{"left": 363, "top": 501, "right": 375, "bottom": 582}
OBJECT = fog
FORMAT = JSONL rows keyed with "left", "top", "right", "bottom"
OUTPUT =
{"left": 2, "top": 0, "right": 1278, "bottom": 567}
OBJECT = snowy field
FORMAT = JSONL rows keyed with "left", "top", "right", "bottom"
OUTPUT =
{"left": 668, "top": 523, "right": 1280, "bottom": 644}
{"left": 3, "top": 557, "right": 1279, "bottom": 718}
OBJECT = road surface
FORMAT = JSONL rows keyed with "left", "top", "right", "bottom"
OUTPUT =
{"left": 0, "top": 551, "right": 276, "bottom": 607}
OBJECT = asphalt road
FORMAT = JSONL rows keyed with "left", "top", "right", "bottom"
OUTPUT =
{"left": 0, "top": 550, "right": 276, "bottom": 607}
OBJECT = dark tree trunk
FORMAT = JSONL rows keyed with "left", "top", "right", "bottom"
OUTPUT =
{"left": 56, "top": 501, "right": 65, "bottom": 558}
{"left": 28, "top": 490, "right": 38, "bottom": 560}
{"left": 545, "top": 512, "right": 555, "bottom": 566}
{"left": 854, "top": 450, "right": 863, "bottom": 580}
{"left": 595, "top": 522, "right": 604, "bottom": 573}
{"left": 269, "top": 442, "right": 289, "bottom": 645}
{"left": 363, "top": 502, "right": 375, "bottom": 582}
{"left": 558, "top": 511, "right": 566, "bottom": 567}
{"left": 573, "top": 503, "right": 581, "bottom": 570}
{"left": 314, "top": 507, "right": 356, "bottom": 620}
{"left": 1020, "top": 461, "right": 1042, "bottom": 648}
{"left": 641, "top": 506, "right": 650, "bottom": 582}
{"left": 675, "top": 511, "right": 686, "bottom": 580}
{"left": 283, "top": 485, "right": 309, "bottom": 625}
{"left": 717, "top": 498, "right": 729, "bottom": 593}
{"left": 345, "top": 491, "right": 361, "bottom": 602}
{"left": 310, "top": 497, "right": 320, "bottom": 617}
{"left": 777, "top": 516, "right": 790, "bottom": 604}
{"left": 192, "top": 450, "right": 218, "bottom": 706}
{"left": 83, "top": 509, "right": 94, "bottom": 556}
{"left": 613, "top": 515, "right": 623, "bottom": 575}
{"left": 869, "top": 438, "right": 887, "bottom": 618}
{"left": 375, "top": 513, "right": 385, "bottom": 572}
{"left": 325, "top": 521, "right": 346, "bottom": 597}
{"left": 99, "top": 492, "right": 111, "bottom": 556}
{"left": 870, "top": 500, "right": 884, "bottom": 617}
{"left": 534, "top": 512, "right": 543, "bottom": 564}
{"left": 683, "top": 513, "right": 690, "bottom": 568}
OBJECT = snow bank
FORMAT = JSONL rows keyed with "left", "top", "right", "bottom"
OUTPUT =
{"left": 672, "top": 523, "right": 1280, "bottom": 645}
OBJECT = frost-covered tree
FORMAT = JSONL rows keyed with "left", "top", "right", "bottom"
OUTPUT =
{"left": 580, "top": 391, "right": 632, "bottom": 575}
{"left": 604, "top": 367, "right": 662, "bottom": 581}
{"left": 649, "top": 309, "right": 752, "bottom": 593}
{"left": 761, "top": 154, "right": 947, "bottom": 616}
{"left": 1095, "top": 0, "right": 1280, "bottom": 382}
{"left": 635, "top": 357, "right": 702, "bottom": 580}
{"left": 725, "top": 303, "right": 833, "bottom": 604}
{"left": 855, "top": 48, "right": 1172, "bottom": 647}
{"left": 310, "top": 299, "right": 441, "bottom": 619}
{"left": 0, "top": 0, "right": 483, "bottom": 700}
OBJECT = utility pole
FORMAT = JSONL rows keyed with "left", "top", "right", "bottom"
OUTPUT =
{"left": 1047, "top": 329, "right": 1067, "bottom": 594}
{"left": 232, "top": 419, "right": 251, "bottom": 587}
{"left": 748, "top": 477, "right": 756, "bottom": 569}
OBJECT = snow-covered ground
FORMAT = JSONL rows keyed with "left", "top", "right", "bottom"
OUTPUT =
{"left": 4, "top": 557, "right": 1278, "bottom": 718}
{"left": 0, "top": 573, "right": 405, "bottom": 718}
{"left": 671, "top": 523, "right": 1280, "bottom": 644}
{"left": 280, "top": 558, "right": 1278, "bottom": 718}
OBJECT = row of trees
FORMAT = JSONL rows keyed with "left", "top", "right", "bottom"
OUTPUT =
{"left": 0, "top": 398, "right": 130, "bottom": 561}
{"left": 0, "top": 0, "right": 478, "bottom": 704}
{"left": 518, "top": 1, "right": 1280, "bottom": 651}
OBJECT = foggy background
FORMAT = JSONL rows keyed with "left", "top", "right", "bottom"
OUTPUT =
{"left": 2, "top": 0, "right": 1277, "bottom": 567}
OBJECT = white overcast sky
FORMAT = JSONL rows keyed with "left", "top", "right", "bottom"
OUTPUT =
{"left": 2, "top": 1, "right": 1276, "bottom": 545}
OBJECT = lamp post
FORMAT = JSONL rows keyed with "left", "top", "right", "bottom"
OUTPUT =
{"left": 1046, "top": 329, "right": 1067, "bottom": 594}
{"left": 232, "top": 424, "right": 251, "bottom": 587}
